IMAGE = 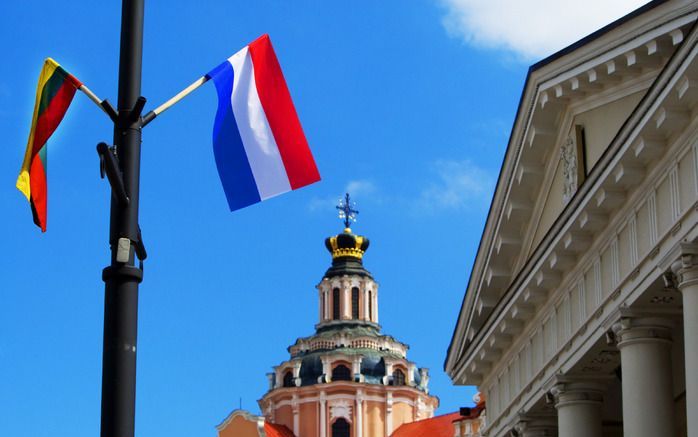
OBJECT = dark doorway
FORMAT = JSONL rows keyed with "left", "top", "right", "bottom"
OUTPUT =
{"left": 332, "top": 418, "right": 350, "bottom": 437}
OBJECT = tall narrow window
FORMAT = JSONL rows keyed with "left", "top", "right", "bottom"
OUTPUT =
{"left": 332, "top": 288, "right": 340, "bottom": 320}
{"left": 332, "top": 418, "right": 350, "bottom": 437}
{"left": 351, "top": 287, "right": 359, "bottom": 319}
{"left": 283, "top": 371, "right": 294, "bottom": 388}
{"left": 332, "top": 364, "right": 352, "bottom": 381}
{"left": 368, "top": 291, "right": 373, "bottom": 321}
{"left": 321, "top": 292, "right": 326, "bottom": 320}
{"left": 392, "top": 369, "right": 405, "bottom": 386}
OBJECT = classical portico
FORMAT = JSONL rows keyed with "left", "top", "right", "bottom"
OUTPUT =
{"left": 445, "top": 1, "right": 698, "bottom": 436}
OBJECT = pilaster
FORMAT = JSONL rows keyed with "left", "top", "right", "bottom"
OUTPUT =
{"left": 386, "top": 392, "right": 393, "bottom": 436}
{"left": 319, "top": 391, "right": 327, "bottom": 437}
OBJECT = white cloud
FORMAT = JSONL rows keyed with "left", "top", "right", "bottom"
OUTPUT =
{"left": 417, "top": 160, "right": 495, "bottom": 212}
{"left": 345, "top": 180, "right": 376, "bottom": 198}
{"left": 439, "top": 0, "right": 650, "bottom": 60}
{"left": 307, "top": 179, "right": 377, "bottom": 212}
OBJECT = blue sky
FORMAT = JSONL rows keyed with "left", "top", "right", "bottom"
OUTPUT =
{"left": 0, "top": 1, "right": 648, "bottom": 437}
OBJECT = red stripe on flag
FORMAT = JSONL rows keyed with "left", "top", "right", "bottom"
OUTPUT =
{"left": 31, "top": 80, "right": 78, "bottom": 156}
{"left": 29, "top": 153, "right": 47, "bottom": 232}
{"left": 248, "top": 35, "right": 320, "bottom": 189}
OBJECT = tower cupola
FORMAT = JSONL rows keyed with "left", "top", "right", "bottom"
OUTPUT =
{"left": 318, "top": 194, "right": 378, "bottom": 327}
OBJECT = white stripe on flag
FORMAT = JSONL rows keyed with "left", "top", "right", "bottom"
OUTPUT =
{"left": 228, "top": 47, "right": 291, "bottom": 200}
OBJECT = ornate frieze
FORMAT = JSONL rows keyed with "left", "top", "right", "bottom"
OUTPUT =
{"left": 329, "top": 400, "right": 352, "bottom": 423}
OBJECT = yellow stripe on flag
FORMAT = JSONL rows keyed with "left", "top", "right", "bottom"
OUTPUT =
{"left": 16, "top": 58, "right": 60, "bottom": 200}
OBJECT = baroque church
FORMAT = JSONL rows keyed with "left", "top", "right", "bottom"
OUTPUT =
{"left": 446, "top": 1, "right": 698, "bottom": 436}
{"left": 217, "top": 198, "right": 485, "bottom": 437}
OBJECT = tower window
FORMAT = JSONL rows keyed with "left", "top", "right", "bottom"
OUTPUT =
{"left": 368, "top": 291, "right": 373, "bottom": 321}
{"left": 332, "top": 418, "right": 350, "bottom": 437}
{"left": 332, "top": 364, "right": 352, "bottom": 382}
{"left": 351, "top": 287, "right": 359, "bottom": 319}
{"left": 283, "top": 371, "right": 294, "bottom": 388}
{"left": 321, "top": 292, "right": 326, "bottom": 320}
{"left": 392, "top": 369, "right": 406, "bottom": 386}
{"left": 332, "top": 288, "right": 340, "bottom": 320}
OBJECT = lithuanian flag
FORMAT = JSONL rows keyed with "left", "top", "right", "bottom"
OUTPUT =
{"left": 17, "top": 58, "right": 82, "bottom": 232}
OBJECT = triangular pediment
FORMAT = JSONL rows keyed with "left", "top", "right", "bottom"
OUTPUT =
{"left": 446, "top": 1, "right": 698, "bottom": 380}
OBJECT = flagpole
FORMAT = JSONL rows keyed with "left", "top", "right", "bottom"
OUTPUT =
{"left": 99, "top": 1, "right": 145, "bottom": 437}
{"left": 142, "top": 75, "right": 209, "bottom": 126}
{"left": 79, "top": 84, "right": 108, "bottom": 113}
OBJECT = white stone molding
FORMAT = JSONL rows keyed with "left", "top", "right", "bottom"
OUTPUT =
{"left": 329, "top": 399, "right": 352, "bottom": 423}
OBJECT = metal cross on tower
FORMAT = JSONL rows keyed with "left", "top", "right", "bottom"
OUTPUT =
{"left": 336, "top": 193, "right": 359, "bottom": 229}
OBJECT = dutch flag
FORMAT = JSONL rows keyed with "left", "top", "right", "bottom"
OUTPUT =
{"left": 206, "top": 34, "right": 320, "bottom": 211}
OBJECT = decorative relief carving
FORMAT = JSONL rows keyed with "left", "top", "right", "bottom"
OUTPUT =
{"left": 329, "top": 400, "right": 352, "bottom": 422}
{"left": 562, "top": 135, "right": 579, "bottom": 204}
{"left": 561, "top": 125, "right": 586, "bottom": 204}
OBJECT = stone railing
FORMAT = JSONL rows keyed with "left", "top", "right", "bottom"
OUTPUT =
{"left": 290, "top": 336, "right": 407, "bottom": 357}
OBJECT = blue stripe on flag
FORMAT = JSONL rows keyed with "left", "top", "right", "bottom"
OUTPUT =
{"left": 207, "top": 60, "right": 261, "bottom": 211}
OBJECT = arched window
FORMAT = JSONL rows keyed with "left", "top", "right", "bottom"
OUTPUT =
{"left": 332, "top": 364, "right": 352, "bottom": 382}
{"left": 351, "top": 287, "right": 359, "bottom": 319}
{"left": 368, "top": 290, "right": 373, "bottom": 320}
{"left": 392, "top": 369, "right": 406, "bottom": 386}
{"left": 283, "top": 371, "right": 295, "bottom": 388}
{"left": 332, "top": 288, "right": 340, "bottom": 320}
{"left": 332, "top": 418, "right": 350, "bottom": 437}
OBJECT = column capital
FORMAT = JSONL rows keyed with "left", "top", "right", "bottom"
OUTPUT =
{"left": 611, "top": 316, "right": 673, "bottom": 348}
{"left": 548, "top": 376, "right": 606, "bottom": 408}
{"left": 660, "top": 242, "right": 698, "bottom": 290}
{"left": 513, "top": 413, "right": 557, "bottom": 437}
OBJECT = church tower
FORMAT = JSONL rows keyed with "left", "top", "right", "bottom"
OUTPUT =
{"left": 217, "top": 195, "right": 439, "bottom": 437}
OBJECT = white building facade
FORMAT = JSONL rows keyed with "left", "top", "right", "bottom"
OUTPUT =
{"left": 445, "top": 1, "right": 698, "bottom": 436}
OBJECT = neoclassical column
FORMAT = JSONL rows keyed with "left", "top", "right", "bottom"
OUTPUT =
{"left": 550, "top": 378, "right": 604, "bottom": 437}
{"left": 674, "top": 243, "right": 698, "bottom": 437}
{"left": 319, "top": 391, "right": 327, "bottom": 437}
{"left": 356, "top": 390, "right": 364, "bottom": 437}
{"left": 612, "top": 316, "right": 676, "bottom": 437}
{"left": 514, "top": 414, "right": 557, "bottom": 437}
